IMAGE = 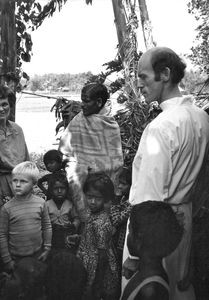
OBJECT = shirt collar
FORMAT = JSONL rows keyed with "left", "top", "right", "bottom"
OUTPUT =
{"left": 160, "top": 95, "right": 194, "bottom": 111}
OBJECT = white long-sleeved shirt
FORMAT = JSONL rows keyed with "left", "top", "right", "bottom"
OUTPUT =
{"left": 129, "top": 96, "right": 209, "bottom": 205}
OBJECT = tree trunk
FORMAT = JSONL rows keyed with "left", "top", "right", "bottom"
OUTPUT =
{"left": 111, "top": 0, "right": 128, "bottom": 62}
{"left": 0, "top": 0, "right": 16, "bottom": 121}
{"left": 138, "top": 0, "right": 155, "bottom": 49}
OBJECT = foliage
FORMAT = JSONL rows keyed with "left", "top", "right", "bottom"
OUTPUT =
{"left": 115, "top": 102, "right": 161, "bottom": 167}
{"left": 27, "top": 72, "right": 93, "bottom": 92}
{"left": 15, "top": 0, "right": 69, "bottom": 83}
{"left": 182, "top": 69, "right": 207, "bottom": 94}
{"left": 187, "top": 0, "right": 209, "bottom": 74}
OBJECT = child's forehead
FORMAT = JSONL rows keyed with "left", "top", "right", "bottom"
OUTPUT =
{"left": 12, "top": 173, "right": 32, "bottom": 181}
{"left": 46, "top": 159, "right": 59, "bottom": 163}
{"left": 53, "top": 180, "right": 66, "bottom": 187}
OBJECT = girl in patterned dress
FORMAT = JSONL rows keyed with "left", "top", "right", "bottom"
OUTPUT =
{"left": 77, "top": 172, "right": 120, "bottom": 300}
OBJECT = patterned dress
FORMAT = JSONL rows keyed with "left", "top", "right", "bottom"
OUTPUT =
{"left": 77, "top": 210, "right": 119, "bottom": 294}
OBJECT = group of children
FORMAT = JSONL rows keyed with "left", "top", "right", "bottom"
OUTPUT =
{"left": 0, "top": 148, "right": 183, "bottom": 300}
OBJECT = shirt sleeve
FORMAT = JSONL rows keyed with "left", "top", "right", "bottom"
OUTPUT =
{"left": 0, "top": 206, "right": 12, "bottom": 264}
{"left": 130, "top": 125, "right": 173, "bottom": 205}
{"left": 41, "top": 202, "right": 52, "bottom": 250}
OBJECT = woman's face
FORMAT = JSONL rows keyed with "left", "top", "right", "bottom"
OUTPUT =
{"left": 81, "top": 92, "right": 102, "bottom": 116}
{"left": 0, "top": 98, "right": 10, "bottom": 121}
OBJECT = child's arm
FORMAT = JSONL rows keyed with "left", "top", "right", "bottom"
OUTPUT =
{"left": 70, "top": 205, "right": 80, "bottom": 232}
{"left": 110, "top": 202, "right": 132, "bottom": 227}
{"left": 39, "top": 202, "right": 52, "bottom": 261}
{"left": 37, "top": 174, "right": 49, "bottom": 196}
{"left": 0, "top": 207, "right": 14, "bottom": 271}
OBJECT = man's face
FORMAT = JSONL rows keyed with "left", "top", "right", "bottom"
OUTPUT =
{"left": 138, "top": 53, "right": 164, "bottom": 104}
{"left": 81, "top": 92, "right": 102, "bottom": 116}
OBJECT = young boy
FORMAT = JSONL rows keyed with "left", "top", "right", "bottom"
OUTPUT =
{"left": 0, "top": 161, "right": 52, "bottom": 274}
{"left": 121, "top": 201, "right": 183, "bottom": 300}
{"left": 37, "top": 149, "right": 65, "bottom": 200}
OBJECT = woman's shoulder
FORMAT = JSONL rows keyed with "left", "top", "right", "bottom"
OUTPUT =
{"left": 7, "top": 120, "right": 24, "bottom": 133}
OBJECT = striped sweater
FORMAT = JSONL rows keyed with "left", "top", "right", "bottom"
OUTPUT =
{"left": 0, "top": 194, "right": 52, "bottom": 264}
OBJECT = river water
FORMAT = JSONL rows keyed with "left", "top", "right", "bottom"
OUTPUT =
{"left": 16, "top": 93, "right": 73, "bottom": 154}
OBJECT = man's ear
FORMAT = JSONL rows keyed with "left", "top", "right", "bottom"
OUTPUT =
{"left": 160, "top": 67, "right": 170, "bottom": 82}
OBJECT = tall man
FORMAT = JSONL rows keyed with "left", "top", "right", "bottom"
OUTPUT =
{"left": 122, "top": 47, "right": 209, "bottom": 300}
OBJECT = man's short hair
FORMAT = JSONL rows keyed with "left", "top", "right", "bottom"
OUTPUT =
{"left": 151, "top": 48, "right": 186, "bottom": 84}
{"left": 12, "top": 161, "right": 40, "bottom": 184}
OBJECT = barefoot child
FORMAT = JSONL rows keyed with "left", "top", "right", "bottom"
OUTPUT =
{"left": 77, "top": 172, "right": 119, "bottom": 300}
{"left": 0, "top": 161, "right": 52, "bottom": 298}
{"left": 46, "top": 173, "right": 80, "bottom": 251}
{"left": 121, "top": 201, "right": 183, "bottom": 300}
{"left": 37, "top": 149, "right": 65, "bottom": 200}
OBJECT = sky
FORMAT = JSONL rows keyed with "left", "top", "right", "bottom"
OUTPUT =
{"left": 22, "top": 0, "right": 198, "bottom": 76}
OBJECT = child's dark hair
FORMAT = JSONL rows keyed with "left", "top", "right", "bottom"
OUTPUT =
{"left": 43, "top": 149, "right": 63, "bottom": 166}
{"left": 130, "top": 201, "right": 183, "bottom": 257}
{"left": 83, "top": 172, "right": 114, "bottom": 202}
{"left": 48, "top": 174, "right": 70, "bottom": 196}
{"left": 81, "top": 83, "right": 109, "bottom": 107}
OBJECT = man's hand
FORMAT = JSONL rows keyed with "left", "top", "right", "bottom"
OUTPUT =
{"left": 122, "top": 257, "right": 139, "bottom": 279}
{"left": 38, "top": 249, "right": 50, "bottom": 262}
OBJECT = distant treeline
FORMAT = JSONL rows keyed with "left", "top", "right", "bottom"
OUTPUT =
{"left": 26, "top": 72, "right": 93, "bottom": 92}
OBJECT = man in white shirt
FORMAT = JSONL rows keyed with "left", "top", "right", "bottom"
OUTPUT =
{"left": 122, "top": 47, "right": 209, "bottom": 300}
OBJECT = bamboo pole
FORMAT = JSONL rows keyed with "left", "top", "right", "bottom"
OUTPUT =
{"left": 111, "top": 0, "right": 128, "bottom": 62}
{"left": 138, "top": 0, "right": 155, "bottom": 49}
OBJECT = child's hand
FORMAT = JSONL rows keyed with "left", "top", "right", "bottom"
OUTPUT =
{"left": 38, "top": 249, "right": 50, "bottom": 262}
{"left": 5, "top": 260, "right": 15, "bottom": 273}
